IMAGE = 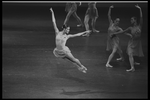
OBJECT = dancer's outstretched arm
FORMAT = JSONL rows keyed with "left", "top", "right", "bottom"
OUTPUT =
{"left": 50, "top": 8, "right": 59, "bottom": 34}
{"left": 108, "top": 5, "right": 114, "bottom": 25}
{"left": 135, "top": 4, "right": 143, "bottom": 28}
{"left": 113, "top": 27, "right": 131, "bottom": 35}
{"left": 68, "top": 30, "right": 91, "bottom": 38}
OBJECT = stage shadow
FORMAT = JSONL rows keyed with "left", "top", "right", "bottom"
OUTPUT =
{"left": 60, "top": 89, "right": 147, "bottom": 98}
{"left": 60, "top": 89, "right": 139, "bottom": 96}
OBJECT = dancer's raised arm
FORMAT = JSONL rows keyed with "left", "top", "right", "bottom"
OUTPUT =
{"left": 135, "top": 4, "right": 143, "bottom": 28}
{"left": 50, "top": 8, "right": 59, "bottom": 34}
{"left": 108, "top": 5, "right": 114, "bottom": 25}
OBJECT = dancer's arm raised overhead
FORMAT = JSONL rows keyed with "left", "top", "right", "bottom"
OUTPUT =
{"left": 135, "top": 4, "right": 143, "bottom": 29}
{"left": 68, "top": 30, "right": 91, "bottom": 38}
{"left": 50, "top": 8, "right": 59, "bottom": 34}
{"left": 108, "top": 5, "right": 114, "bottom": 25}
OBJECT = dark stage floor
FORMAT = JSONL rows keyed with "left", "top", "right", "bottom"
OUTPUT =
{"left": 2, "top": 2, "right": 148, "bottom": 99}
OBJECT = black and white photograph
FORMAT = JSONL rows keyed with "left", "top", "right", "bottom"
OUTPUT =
{"left": 2, "top": 1, "right": 148, "bottom": 99}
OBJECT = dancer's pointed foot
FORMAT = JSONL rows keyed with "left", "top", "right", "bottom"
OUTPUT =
{"left": 78, "top": 66, "right": 87, "bottom": 73}
{"left": 106, "top": 63, "right": 113, "bottom": 68}
{"left": 126, "top": 68, "right": 135, "bottom": 72}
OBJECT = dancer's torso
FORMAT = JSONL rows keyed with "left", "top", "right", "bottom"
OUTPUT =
{"left": 55, "top": 32, "right": 68, "bottom": 50}
{"left": 130, "top": 26, "right": 141, "bottom": 39}
{"left": 108, "top": 23, "right": 120, "bottom": 38}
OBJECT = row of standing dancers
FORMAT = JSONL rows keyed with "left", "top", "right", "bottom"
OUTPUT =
{"left": 50, "top": 2, "right": 144, "bottom": 73}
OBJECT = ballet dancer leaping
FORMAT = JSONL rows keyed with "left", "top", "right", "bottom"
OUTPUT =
{"left": 50, "top": 8, "right": 91, "bottom": 73}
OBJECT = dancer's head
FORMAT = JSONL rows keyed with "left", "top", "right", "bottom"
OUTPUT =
{"left": 114, "top": 18, "right": 120, "bottom": 26}
{"left": 65, "top": 27, "right": 70, "bottom": 34}
{"left": 131, "top": 17, "right": 137, "bottom": 25}
{"left": 62, "top": 25, "right": 70, "bottom": 34}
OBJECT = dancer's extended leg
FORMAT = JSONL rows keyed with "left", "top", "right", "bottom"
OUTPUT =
{"left": 64, "top": 52, "right": 87, "bottom": 73}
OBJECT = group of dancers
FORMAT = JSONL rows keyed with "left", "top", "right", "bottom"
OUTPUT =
{"left": 50, "top": 2, "right": 144, "bottom": 73}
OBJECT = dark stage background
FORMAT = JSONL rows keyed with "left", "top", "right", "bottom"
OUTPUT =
{"left": 2, "top": 3, "right": 148, "bottom": 47}
{"left": 2, "top": 2, "right": 148, "bottom": 99}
